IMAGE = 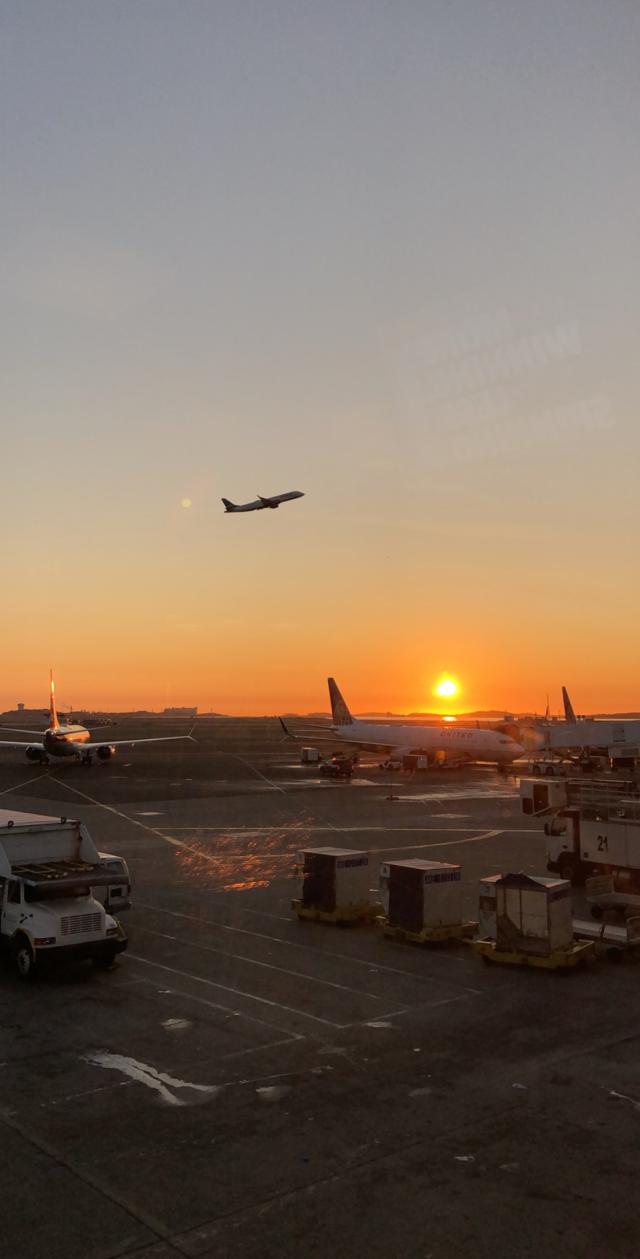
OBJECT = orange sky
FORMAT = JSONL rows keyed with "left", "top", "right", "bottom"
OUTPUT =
{"left": 3, "top": 6, "right": 638, "bottom": 716}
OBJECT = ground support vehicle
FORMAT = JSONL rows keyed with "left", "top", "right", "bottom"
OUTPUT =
{"left": 573, "top": 914, "right": 640, "bottom": 961}
{"left": 94, "top": 852, "right": 131, "bottom": 913}
{"left": 377, "top": 917, "right": 477, "bottom": 946}
{"left": 319, "top": 754, "right": 357, "bottom": 779}
{"left": 546, "top": 799, "right": 640, "bottom": 891}
{"left": 584, "top": 874, "right": 640, "bottom": 920}
{"left": 0, "top": 809, "right": 128, "bottom": 979}
{"left": 470, "top": 937, "right": 594, "bottom": 970}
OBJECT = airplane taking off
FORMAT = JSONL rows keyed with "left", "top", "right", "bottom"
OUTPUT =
{"left": 281, "top": 678, "right": 524, "bottom": 765}
{"left": 222, "top": 491, "right": 304, "bottom": 513}
{"left": 0, "top": 673, "right": 195, "bottom": 765}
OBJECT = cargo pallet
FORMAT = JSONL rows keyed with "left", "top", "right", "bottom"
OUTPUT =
{"left": 378, "top": 918, "right": 477, "bottom": 946}
{"left": 470, "top": 938, "right": 595, "bottom": 970}
{"left": 291, "top": 899, "right": 381, "bottom": 925}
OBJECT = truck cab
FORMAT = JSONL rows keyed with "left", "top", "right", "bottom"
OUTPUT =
{"left": 0, "top": 876, "right": 125, "bottom": 979}
{"left": 0, "top": 810, "right": 128, "bottom": 980}
{"left": 93, "top": 853, "right": 131, "bottom": 913}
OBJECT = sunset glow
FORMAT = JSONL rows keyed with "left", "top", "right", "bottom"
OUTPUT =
{"left": 435, "top": 678, "right": 458, "bottom": 700}
{"left": 1, "top": 6, "right": 636, "bottom": 719}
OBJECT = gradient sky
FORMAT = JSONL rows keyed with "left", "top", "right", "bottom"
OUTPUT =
{"left": 2, "top": 1, "right": 639, "bottom": 714}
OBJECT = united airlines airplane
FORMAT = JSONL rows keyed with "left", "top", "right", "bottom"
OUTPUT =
{"left": 281, "top": 678, "right": 524, "bottom": 765}
{"left": 0, "top": 673, "right": 195, "bottom": 765}
{"left": 222, "top": 490, "right": 304, "bottom": 513}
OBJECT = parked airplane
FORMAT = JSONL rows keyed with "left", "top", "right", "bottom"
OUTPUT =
{"left": 562, "top": 686, "right": 577, "bottom": 723}
{"left": 0, "top": 673, "right": 195, "bottom": 765}
{"left": 519, "top": 686, "right": 640, "bottom": 764}
{"left": 280, "top": 678, "right": 525, "bottom": 765}
{"left": 222, "top": 490, "right": 304, "bottom": 513}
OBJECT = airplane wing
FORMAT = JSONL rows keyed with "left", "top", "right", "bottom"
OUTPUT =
{"left": 84, "top": 733, "right": 197, "bottom": 752}
{"left": 278, "top": 719, "right": 393, "bottom": 753}
{"left": 0, "top": 738, "right": 45, "bottom": 751}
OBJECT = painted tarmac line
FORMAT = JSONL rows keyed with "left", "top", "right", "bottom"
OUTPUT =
{"left": 231, "top": 755, "right": 287, "bottom": 794}
{"left": 128, "top": 954, "right": 347, "bottom": 1030}
{"left": 167, "top": 825, "right": 494, "bottom": 833}
{"left": 368, "top": 828, "right": 503, "bottom": 853}
{"left": 0, "top": 771, "right": 53, "bottom": 798}
{"left": 134, "top": 922, "right": 382, "bottom": 1001}
{"left": 137, "top": 901, "right": 477, "bottom": 987}
{"left": 130, "top": 974, "right": 304, "bottom": 1051}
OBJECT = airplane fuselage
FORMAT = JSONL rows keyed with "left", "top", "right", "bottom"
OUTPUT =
{"left": 42, "top": 724, "right": 91, "bottom": 758}
{"left": 526, "top": 719, "right": 640, "bottom": 757}
{"left": 333, "top": 718, "right": 523, "bottom": 764}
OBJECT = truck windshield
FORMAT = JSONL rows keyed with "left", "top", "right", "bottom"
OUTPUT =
{"left": 24, "top": 886, "right": 94, "bottom": 903}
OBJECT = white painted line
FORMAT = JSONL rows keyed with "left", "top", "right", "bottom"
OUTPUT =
{"left": 128, "top": 954, "right": 347, "bottom": 1030}
{"left": 137, "top": 902, "right": 475, "bottom": 985}
{"left": 368, "top": 829, "right": 503, "bottom": 853}
{"left": 231, "top": 755, "right": 287, "bottom": 794}
{"left": 134, "top": 923, "right": 381, "bottom": 1001}
{"left": 167, "top": 825, "right": 492, "bottom": 833}
{"left": 0, "top": 770, "right": 52, "bottom": 797}
{"left": 131, "top": 974, "right": 303, "bottom": 1051}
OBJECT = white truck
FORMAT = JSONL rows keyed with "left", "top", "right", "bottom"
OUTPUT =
{"left": 546, "top": 804, "right": 640, "bottom": 893}
{"left": 0, "top": 810, "right": 128, "bottom": 979}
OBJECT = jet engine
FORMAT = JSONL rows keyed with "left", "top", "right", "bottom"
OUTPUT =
{"left": 96, "top": 745, "right": 116, "bottom": 761}
{"left": 25, "top": 746, "right": 46, "bottom": 763}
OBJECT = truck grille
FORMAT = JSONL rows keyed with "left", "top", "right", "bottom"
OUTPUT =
{"left": 61, "top": 913, "right": 102, "bottom": 936}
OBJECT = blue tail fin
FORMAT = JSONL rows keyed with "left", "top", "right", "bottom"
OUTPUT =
{"left": 562, "top": 687, "right": 577, "bottom": 723}
{"left": 328, "top": 677, "right": 354, "bottom": 726}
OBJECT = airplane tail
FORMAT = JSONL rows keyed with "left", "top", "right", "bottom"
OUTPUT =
{"left": 221, "top": 498, "right": 236, "bottom": 512}
{"left": 328, "top": 677, "right": 354, "bottom": 726}
{"left": 49, "top": 669, "right": 60, "bottom": 730}
{"left": 562, "top": 686, "right": 577, "bottom": 723}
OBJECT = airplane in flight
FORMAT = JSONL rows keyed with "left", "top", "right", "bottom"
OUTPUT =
{"left": 0, "top": 673, "right": 195, "bottom": 765}
{"left": 281, "top": 677, "right": 525, "bottom": 766}
{"left": 222, "top": 491, "right": 305, "bottom": 513}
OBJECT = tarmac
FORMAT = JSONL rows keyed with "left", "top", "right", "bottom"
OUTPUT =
{"left": 0, "top": 717, "right": 639, "bottom": 1259}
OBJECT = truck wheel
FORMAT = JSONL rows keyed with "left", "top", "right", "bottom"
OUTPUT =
{"left": 12, "top": 935, "right": 35, "bottom": 981}
{"left": 590, "top": 903, "right": 604, "bottom": 921}
{"left": 93, "top": 950, "right": 117, "bottom": 969}
{"left": 557, "top": 855, "right": 576, "bottom": 884}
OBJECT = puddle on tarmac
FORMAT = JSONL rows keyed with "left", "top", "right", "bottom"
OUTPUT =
{"left": 84, "top": 1051, "right": 218, "bottom": 1107}
{"left": 256, "top": 1085, "right": 292, "bottom": 1102}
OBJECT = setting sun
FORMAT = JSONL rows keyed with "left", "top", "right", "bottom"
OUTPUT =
{"left": 435, "top": 677, "right": 458, "bottom": 699}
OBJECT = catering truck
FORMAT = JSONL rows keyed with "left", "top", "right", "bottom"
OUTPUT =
{"left": 546, "top": 804, "right": 640, "bottom": 891}
{"left": 0, "top": 810, "right": 127, "bottom": 979}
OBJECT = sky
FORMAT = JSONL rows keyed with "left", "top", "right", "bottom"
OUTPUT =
{"left": 2, "top": 1, "right": 639, "bottom": 715}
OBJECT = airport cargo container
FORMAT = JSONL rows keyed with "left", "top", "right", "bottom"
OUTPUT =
{"left": 300, "top": 746, "right": 320, "bottom": 764}
{"left": 297, "top": 847, "right": 370, "bottom": 914}
{"left": 478, "top": 874, "right": 501, "bottom": 939}
{"left": 380, "top": 859, "right": 462, "bottom": 932}
{"left": 0, "top": 809, "right": 127, "bottom": 980}
{"left": 402, "top": 754, "right": 430, "bottom": 772}
{"left": 495, "top": 872, "right": 573, "bottom": 957}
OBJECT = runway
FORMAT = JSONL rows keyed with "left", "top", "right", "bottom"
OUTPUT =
{"left": 0, "top": 717, "right": 639, "bottom": 1259}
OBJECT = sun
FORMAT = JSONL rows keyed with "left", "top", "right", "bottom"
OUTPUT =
{"left": 435, "top": 677, "right": 458, "bottom": 699}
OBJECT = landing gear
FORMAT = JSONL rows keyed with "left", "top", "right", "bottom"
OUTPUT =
{"left": 80, "top": 752, "right": 93, "bottom": 766}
